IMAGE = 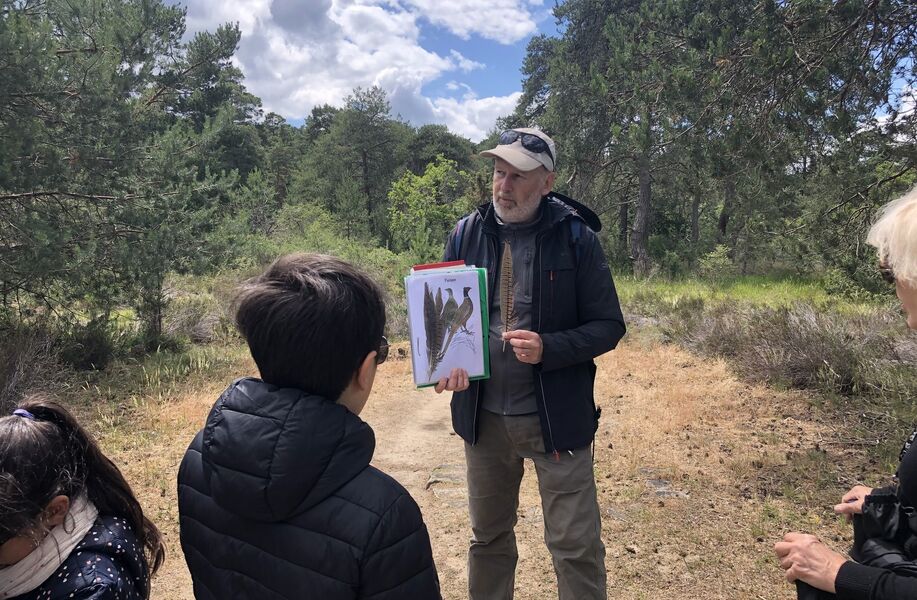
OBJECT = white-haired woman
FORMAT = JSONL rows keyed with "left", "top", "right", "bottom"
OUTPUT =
{"left": 775, "top": 185, "right": 917, "bottom": 599}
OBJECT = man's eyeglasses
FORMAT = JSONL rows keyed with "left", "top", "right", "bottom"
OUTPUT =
{"left": 879, "top": 263, "right": 896, "bottom": 285}
{"left": 499, "top": 130, "right": 554, "bottom": 164}
{"left": 375, "top": 336, "right": 389, "bottom": 365}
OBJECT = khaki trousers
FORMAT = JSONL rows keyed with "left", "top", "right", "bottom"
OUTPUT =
{"left": 465, "top": 410, "right": 606, "bottom": 600}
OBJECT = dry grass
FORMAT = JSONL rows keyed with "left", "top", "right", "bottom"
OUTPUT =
{"left": 591, "top": 340, "right": 867, "bottom": 598}
{"left": 55, "top": 337, "right": 889, "bottom": 599}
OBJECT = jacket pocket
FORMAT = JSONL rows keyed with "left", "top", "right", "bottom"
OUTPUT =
{"left": 542, "top": 252, "right": 576, "bottom": 325}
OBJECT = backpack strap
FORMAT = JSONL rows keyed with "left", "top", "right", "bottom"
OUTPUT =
{"left": 451, "top": 214, "right": 473, "bottom": 259}
{"left": 569, "top": 218, "right": 583, "bottom": 265}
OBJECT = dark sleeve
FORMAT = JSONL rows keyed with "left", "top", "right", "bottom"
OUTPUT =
{"left": 443, "top": 224, "right": 460, "bottom": 262}
{"left": 539, "top": 227, "right": 626, "bottom": 372}
{"left": 358, "top": 493, "right": 441, "bottom": 600}
{"left": 71, "top": 582, "right": 140, "bottom": 600}
{"left": 835, "top": 560, "right": 917, "bottom": 600}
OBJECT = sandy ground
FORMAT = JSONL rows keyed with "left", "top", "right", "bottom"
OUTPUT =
{"left": 95, "top": 337, "right": 872, "bottom": 599}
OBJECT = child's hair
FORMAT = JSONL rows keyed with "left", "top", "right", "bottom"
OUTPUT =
{"left": 867, "top": 185, "right": 917, "bottom": 286}
{"left": 0, "top": 396, "right": 165, "bottom": 579}
{"left": 234, "top": 253, "right": 387, "bottom": 400}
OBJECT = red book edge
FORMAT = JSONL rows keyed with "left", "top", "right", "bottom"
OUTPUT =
{"left": 412, "top": 260, "right": 465, "bottom": 271}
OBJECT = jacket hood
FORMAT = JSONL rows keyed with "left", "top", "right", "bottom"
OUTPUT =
{"left": 546, "top": 191, "right": 602, "bottom": 231}
{"left": 476, "top": 192, "right": 602, "bottom": 233}
{"left": 200, "top": 377, "right": 374, "bottom": 522}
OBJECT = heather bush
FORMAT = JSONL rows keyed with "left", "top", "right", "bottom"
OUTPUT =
{"left": 0, "top": 324, "right": 67, "bottom": 409}
{"left": 666, "top": 303, "right": 917, "bottom": 401}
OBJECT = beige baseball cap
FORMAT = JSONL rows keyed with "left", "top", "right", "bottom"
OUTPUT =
{"left": 480, "top": 128, "right": 556, "bottom": 172}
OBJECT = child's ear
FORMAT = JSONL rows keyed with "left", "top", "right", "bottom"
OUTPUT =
{"left": 43, "top": 495, "right": 71, "bottom": 527}
{"left": 354, "top": 350, "right": 377, "bottom": 391}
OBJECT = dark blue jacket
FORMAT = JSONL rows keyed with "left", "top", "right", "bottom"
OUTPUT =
{"left": 444, "top": 195, "right": 626, "bottom": 453}
{"left": 11, "top": 516, "right": 149, "bottom": 600}
{"left": 177, "top": 378, "right": 440, "bottom": 600}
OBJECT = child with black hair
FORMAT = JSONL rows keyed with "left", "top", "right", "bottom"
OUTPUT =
{"left": 177, "top": 253, "right": 441, "bottom": 600}
{"left": 0, "top": 397, "right": 165, "bottom": 600}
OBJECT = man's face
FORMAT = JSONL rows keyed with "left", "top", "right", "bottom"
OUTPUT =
{"left": 492, "top": 158, "right": 555, "bottom": 224}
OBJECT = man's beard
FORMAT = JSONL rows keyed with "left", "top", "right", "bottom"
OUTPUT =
{"left": 493, "top": 194, "right": 540, "bottom": 224}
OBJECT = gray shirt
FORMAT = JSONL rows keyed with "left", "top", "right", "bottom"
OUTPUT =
{"left": 482, "top": 218, "right": 539, "bottom": 415}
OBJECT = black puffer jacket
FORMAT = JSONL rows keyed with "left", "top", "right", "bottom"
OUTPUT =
{"left": 177, "top": 378, "right": 440, "bottom": 600}
{"left": 11, "top": 516, "right": 149, "bottom": 600}
{"left": 444, "top": 195, "right": 626, "bottom": 453}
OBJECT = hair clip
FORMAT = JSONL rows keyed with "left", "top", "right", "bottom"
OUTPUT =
{"left": 12, "top": 409, "right": 36, "bottom": 420}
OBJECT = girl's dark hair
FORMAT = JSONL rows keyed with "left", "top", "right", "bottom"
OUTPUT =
{"left": 0, "top": 396, "right": 165, "bottom": 583}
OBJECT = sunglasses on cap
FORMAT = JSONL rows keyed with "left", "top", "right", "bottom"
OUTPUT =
{"left": 499, "top": 130, "right": 555, "bottom": 165}
{"left": 375, "top": 336, "right": 389, "bottom": 365}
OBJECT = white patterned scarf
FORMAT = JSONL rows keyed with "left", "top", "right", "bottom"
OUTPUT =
{"left": 0, "top": 494, "right": 99, "bottom": 599}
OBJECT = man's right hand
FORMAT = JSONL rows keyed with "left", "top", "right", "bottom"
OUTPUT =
{"left": 834, "top": 485, "right": 873, "bottom": 519}
{"left": 434, "top": 368, "right": 469, "bottom": 394}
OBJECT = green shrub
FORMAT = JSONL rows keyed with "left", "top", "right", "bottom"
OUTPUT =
{"left": 822, "top": 268, "right": 887, "bottom": 304}
{"left": 698, "top": 245, "right": 735, "bottom": 280}
{"left": 58, "top": 317, "right": 119, "bottom": 371}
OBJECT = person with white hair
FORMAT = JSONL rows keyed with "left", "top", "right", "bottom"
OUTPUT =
{"left": 775, "top": 185, "right": 917, "bottom": 599}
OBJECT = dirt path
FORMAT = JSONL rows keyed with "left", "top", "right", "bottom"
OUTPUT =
{"left": 95, "top": 338, "right": 867, "bottom": 599}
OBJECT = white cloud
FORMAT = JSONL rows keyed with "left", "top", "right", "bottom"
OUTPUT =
{"left": 402, "top": 0, "right": 537, "bottom": 43}
{"left": 430, "top": 92, "right": 523, "bottom": 141}
{"left": 174, "top": 0, "right": 537, "bottom": 141}
{"left": 449, "top": 50, "right": 484, "bottom": 73}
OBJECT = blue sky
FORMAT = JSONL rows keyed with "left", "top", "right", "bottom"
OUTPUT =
{"left": 177, "top": 0, "right": 564, "bottom": 141}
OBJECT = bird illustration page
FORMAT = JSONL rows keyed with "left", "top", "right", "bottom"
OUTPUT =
{"left": 404, "top": 264, "right": 490, "bottom": 387}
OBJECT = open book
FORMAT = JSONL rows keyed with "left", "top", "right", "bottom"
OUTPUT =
{"left": 404, "top": 261, "right": 490, "bottom": 387}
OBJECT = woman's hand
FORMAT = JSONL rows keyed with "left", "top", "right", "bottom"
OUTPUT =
{"left": 774, "top": 532, "right": 848, "bottom": 593}
{"left": 834, "top": 485, "right": 873, "bottom": 519}
{"left": 434, "top": 368, "right": 469, "bottom": 393}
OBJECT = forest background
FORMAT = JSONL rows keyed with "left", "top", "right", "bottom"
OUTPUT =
{"left": 4, "top": 1, "right": 917, "bottom": 596}
{"left": 2, "top": 0, "right": 917, "bottom": 460}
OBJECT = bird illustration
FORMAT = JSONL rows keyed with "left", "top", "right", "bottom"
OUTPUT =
{"left": 436, "top": 286, "right": 475, "bottom": 367}
{"left": 441, "top": 288, "right": 458, "bottom": 329}
{"left": 452, "top": 286, "right": 473, "bottom": 335}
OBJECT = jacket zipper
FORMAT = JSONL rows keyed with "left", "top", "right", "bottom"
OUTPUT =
{"left": 549, "top": 270, "right": 554, "bottom": 316}
{"left": 473, "top": 232, "right": 498, "bottom": 446}
{"left": 536, "top": 235, "right": 560, "bottom": 460}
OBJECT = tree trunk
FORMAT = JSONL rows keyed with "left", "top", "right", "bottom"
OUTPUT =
{"left": 141, "top": 275, "right": 165, "bottom": 346}
{"left": 618, "top": 198, "right": 629, "bottom": 254}
{"left": 718, "top": 176, "right": 735, "bottom": 243}
{"left": 690, "top": 192, "right": 701, "bottom": 245}
{"left": 360, "top": 149, "right": 372, "bottom": 232}
{"left": 630, "top": 153, "right": 652, "bottom": 277}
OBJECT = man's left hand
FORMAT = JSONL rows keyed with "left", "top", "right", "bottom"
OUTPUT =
{"left": 774, "top": 532, "right": 847, "bottom": 593}
{"left": 434, "top": 368, "right": 470, "bottom": 394}
{"left": 503, "top": 330, "right": 543, "bottom": 364}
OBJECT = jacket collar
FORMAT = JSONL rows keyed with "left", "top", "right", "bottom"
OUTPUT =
{"left": 477, "top": 192, "right": 600, "bottom": 236}
{"left": 201, "top": 377, "right": 375, "bottom": 522}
